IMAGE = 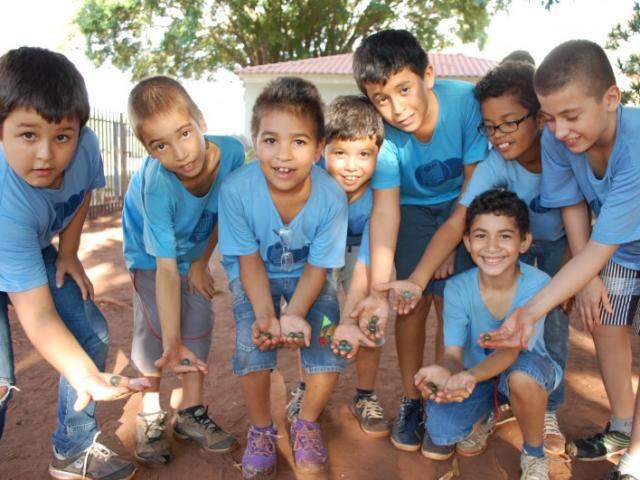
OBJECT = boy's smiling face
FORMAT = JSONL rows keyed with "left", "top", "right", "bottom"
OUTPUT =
{"left": 324, "top": 137, "right": 378, "bottom": 198}
{"left": 464, "top": 213, "right": 531, "bottom": 278}
{"left": 0, "top": 107, "right": 80, "bottom": 189}
{"left": 254, "top": 108, "right": 323, "bottom": 193}
{"left": 537, "top": 80, "right": 620, "bottom": 154}
{"left": 364, "top": 66, "right": 434, "bottom": 135}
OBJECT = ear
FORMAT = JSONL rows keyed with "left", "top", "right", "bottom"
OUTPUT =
{"left": 519, "top": 231, "right": 533, "bottom": 254}
{"left": 463, "top": 234, "right": 471, "bottom": 253}
{"left": 315, "top": 138, "right": 326, "bottom": 161}
{"left": 603, "top": 84, "right": 621, "bottom": 113}
{"left": 198, "top": 115, "right": 208, "bottom": 132}
{"left": 423, "top": 64, "right": 435, "bottom": 89}
{"left": 534, "top": 111, "right": 546, "bottom": 131}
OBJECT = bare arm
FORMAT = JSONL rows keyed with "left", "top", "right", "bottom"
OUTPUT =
{"left": 369, "top": 188, "right": 400, "bottom": 298}
{"left": 562, "top": 201, "right": 591, "bottom": 255}
{"left": 187, "top": 224, "right": 218, "bottom": 299}
{"left": 155, "top": 257, "right": 182, "bottom": 350}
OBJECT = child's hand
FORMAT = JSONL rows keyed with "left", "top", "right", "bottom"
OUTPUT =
{"left": 575, "top": 276, "right": 613, "bottom": 332}
{"left": 55, "top": 253, "right": 94, "bottom": 301}
{"left": 280, "top": 314, "right": 311, "bottom": 348}
{"left": 478, "top": 308, "right": 533, "bottom": 349}
{"left": 414, "top": 365, "right": 452, "bottom": 400}
{"left": 73, "top": 373, "right": 151, "bottom": 411}
{"left": 442, "top": 371, "right": 476, "bottom": 403}
{"left": 154, "top": 344, "right": 209, "bottom": 374}
{"left": 374, "top": 280, "right": 422, "bottom": 315}
{"left": 349, "top": 295, "right": 389, "bottom": 340}
{"left": 251, "top": 316, "right": 282, "bottom": 351}
{"left": 331, "top": 324, "right": 376, "bottom": 359}
{"left": 433, "top": 251, "right": 456, "bottom": 280}
{"left": 187, "top": 259, "right": 217, "bottom": 300}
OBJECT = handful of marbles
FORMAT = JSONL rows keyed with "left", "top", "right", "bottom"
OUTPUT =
{"left": 368, "top": 315, "right": 379, "bottom": 335}
{"left": 482, "top": 334, "right": 492, "bottom": 342}
{"left": 402, "top": 290, "right": 414, "bottom": 300}
{"left": 287, "top": 332, "right": 305, "bottom": 339}
{"left": 259, "top": 332, "right": 273, "bottom": 340}
{"left": 337, "top": 340, "right": 352, "bottom": 353}
{"left": 426, "top": 381, "right": 438, "bottom": 395}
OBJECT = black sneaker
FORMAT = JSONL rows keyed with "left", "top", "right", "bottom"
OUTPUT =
{"left": 421, "top": 429, "right": 454, "bottom": 460}
{"left": 602, "top": 466, "right": 639, "bottom": 480}
{"left": 49, "top": 434, "right": 136, "bottom": 480}
{"left": 566, "top": 423, "right": 630, "bottom": 461}
{"left": 390, "top": 397, "right": 424, "bottom": 452}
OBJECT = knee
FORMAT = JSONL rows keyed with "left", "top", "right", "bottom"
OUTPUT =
{"left": 508, "top": 372, "right": 545, "bottom": 399}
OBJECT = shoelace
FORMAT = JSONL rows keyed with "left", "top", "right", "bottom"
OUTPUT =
{"left": 543, "top": 412, "right": 562, "bottom": 437}
{"left": 293, "top": 425, "right": 326, "bottom": 459}
{"left": 522, "top": 455, "right": 548, "bottom": 478}
{"left": 396, "top": 398, "right": 417, "bottom": 423}
{"left": 247, "top": 427, "right": 278, "bottom": 456}
{"left": 144, "top": 413, "right": 166, "bottom": 441}
{"left": 81, "top": 432, "right": 113, "bottom": 479}
{"left": 357, "top": 397, "right": 384, "bottom": 419}
{"left": 193, "top": 407, "right": 221, "bottom": 433}
{"left": 287, "top": 388, "right": 304, "bottom": 415}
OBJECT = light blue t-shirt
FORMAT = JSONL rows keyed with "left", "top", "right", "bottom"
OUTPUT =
{"left": 444, "top": 262, "right": 561, "bottom": 384}
{"left": 347, "top": 187, "right": 373, "bottom": 247}
{"left": 460, "top": 149, "right": 565, "bottom": 241}
{"left": 122, "top": 135, "right": 244, "bottom": 275}
{"left": 540, "top": 106, "right": 640, "bottom": 270}
{"left": 0, "top": 127, "right": 106, "bottom": 292}
{"left": 219, "top": 162, "right": 348, "bottom": 281}
{"left": 372, "top": 79, "right": 488, "bottom": 205}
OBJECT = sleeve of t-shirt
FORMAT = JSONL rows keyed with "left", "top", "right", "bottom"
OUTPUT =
{"left": 356, "top": 220, "right": 371, "bottom": 266}
{"left": 0, "top": 214, "right": 48, "bottom": 292}
{"left": 83, "top": 128, "right": 107, "bottom": 191}
{"left": 228, "top": 137, "right": 246, "bottom": 172}
{"left": 142, "top": 173, "right": 178, "bottom": 259}
{"left": 459, "top": 153, "right": 503, "bottom": 207}
{"left": 591, "top": 145, "right": 640, "bottom": 245}
{"left": 462, "top": 95, "right": 489, "bottom": 165}
{"left": 371, "top": 138, "right": 401, "bottom": 190}
{"left": 308, "top": 190, "right": 348, "bottom": 269}
{"left": 443, "top": 278, "right": 469, "bottom": 347}
{"left": 540, "top": 129, "right": 584, "bottom": 208}
{"left": 218, "top": 180, "right": 259, "bottom": 256}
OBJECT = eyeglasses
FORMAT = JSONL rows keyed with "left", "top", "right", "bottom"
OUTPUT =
{"left": 276, "top": 227, "right": 294, "bottom": 272}
{"left": 477, "top": 113, "right": 533, "bottom": 136}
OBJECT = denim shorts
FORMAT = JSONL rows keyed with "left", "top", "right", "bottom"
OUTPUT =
{"left": 426, "top": 350, "right": 558, "bottom": 446}
{"left": 229, "top": 277, "right": 346, "bottom": 376}
{"left": 396, "top": 201, "right": 474, "bottom": 296}
{"left": 131, "top": 269, "right": 214, "bottom": 374}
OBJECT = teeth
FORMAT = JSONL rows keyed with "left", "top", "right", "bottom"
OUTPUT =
{"left": 275, "top": 167, "right": 292, "bottom": 173}
{"left": 498, "top": 143, "right": 509, "bottom": 149}
{"left": 344, "top": 175, "right": 358, "bottom": 181}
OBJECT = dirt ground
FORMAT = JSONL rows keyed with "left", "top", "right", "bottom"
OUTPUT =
{"left": 1, "top": 213, "right": 639, "bottom": 480}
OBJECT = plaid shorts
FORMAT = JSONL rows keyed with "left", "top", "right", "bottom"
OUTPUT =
{"left": 600, "top": 259, "right": 640, "bottom": 333}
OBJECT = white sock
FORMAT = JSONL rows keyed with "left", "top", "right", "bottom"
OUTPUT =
{"left": 618, "top": 452, "right": 640, "bottom": 478}
{"left": 611, "top": 416, "right": 633, "bottom": 436}
{"left": 141, "top": 391, "right": 162, "bottom": 414}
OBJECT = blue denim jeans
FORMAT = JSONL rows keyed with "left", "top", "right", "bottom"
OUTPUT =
{"left": 426, "top": 350, "right": 558, "bottom": 446}
{"left": 521, "top": 236, "right": 569, "bottom": 411}
{"left": 0, "top": 246, "right": 109, "bottom": 456}
{"left": 230, "top": 277, "right": 346, "bottom": 376}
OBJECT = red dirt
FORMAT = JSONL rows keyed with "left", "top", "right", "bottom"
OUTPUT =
{"left": 1, "top": 213, "right": 639, "bottom": 480}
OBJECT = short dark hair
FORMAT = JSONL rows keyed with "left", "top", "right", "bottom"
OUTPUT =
{"left": 325, "top": 96, "right": 384, "bottom": 147}
{"left": 128, "top": 76, "right": 203, "bottom": 142}
{"left": 534, "top": 40, "right": 616, "bottom": 99}
{"left": 0, "top": 47, "right": 90, "bottom": 128}
{"left": 251, "top": 77, "right": 324, "bottom": 140}
{"left": 353, "top": 29, "right": 429, "bottom": 94}
{"left": 465, "top": 189, "right": 530, "bottom": 237}
{"left": 501, "top": 50, "right": 535, "bottom": 66}
{"left": 474, "top": 61, "right": 540, "bottom": 115}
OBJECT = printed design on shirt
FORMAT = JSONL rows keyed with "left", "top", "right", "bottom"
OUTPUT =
{"left": 266, "top": 241, "right": 310, "bottom": 267}
{"left": 189, "top": 210, "right": 218, "bottom": 243}
{"left": 52, "top": 190, "right": 86, "bottom": 232}
{"left": 318, "top": 315, "right": 335, "bottom": 346}
{"left": 589, "top": 198, "right": 602, "bottom": 216}
{"left": 529, "top": 195, "right": 552, "bottom": 214}
{"left": 414, "top": 158, "right": 462, "bottom": 188}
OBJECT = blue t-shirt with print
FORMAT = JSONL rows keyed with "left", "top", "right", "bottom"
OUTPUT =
{"left": 540, "top": 106, "right": 640, "bottom": 270}
{"left": 219, "top": 162, "right": 348, "bottom": 282}
{"left": 460, "top": 149, "right": 565, "bottom": 242}
{"left": 0, "top": 127, "right": 106, "bottom": 292}
{"left": 122, "top": 135, "right": 244, "bottom": 275}
{"left": 372, "top": 79, "right": 488, "bottom": 205}
{"left": 444, "top": 262, "right": 561, "bottom": 385}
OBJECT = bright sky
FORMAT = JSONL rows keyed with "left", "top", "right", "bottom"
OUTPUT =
{"left": 0, "top": 0, "right": 635, "bottom": 136}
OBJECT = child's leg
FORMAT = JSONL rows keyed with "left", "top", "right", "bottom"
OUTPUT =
{"left": 299, "top": 372, "right": 339, "bottom": 421}
{"left": 241, "top": 371, "right": 273, "bottom": 427}
{"left": 508, "top": 372, "right": 547, "bottom": 447}
{"left": 356, "top": 346, "right": 382, "bottom": 390}
{"left": 395, "top": 298, "right": 431, "bottom": 398}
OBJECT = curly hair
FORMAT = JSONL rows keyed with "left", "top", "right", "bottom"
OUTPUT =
{"left": 474, "top": 61, "right": 539, "bottom": 115}
{"left": 465, "top": 189, "right": 530, "bottom": 237}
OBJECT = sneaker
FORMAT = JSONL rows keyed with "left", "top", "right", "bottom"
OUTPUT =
{"left": 286, "top": 384, "right": 305, "bottom": 423}
{"left": 390, "top": 397, "right": 424, "bottom": 452}
{"left": 134, "top": 411, "right": 172, "bottom": 467}
{"left": 290, "top": 418, "right": 328, "bottom": 473}
{"left": 49, "top": 433, "right": 137, "bottom": 480}
{"left": 602, "top": 466, "right": 640, "bottom": 480}
{"left": 421, "top": 429, "right": 455, "bottom": 461}
{"left": 520, "top": 453, "right": 549, "bottom": 480}
{"left": 173, "top": 405, "right": 239, "bottom": 453}
{"left": 456, "top": 413, "right": 496, "bottom": 457}
{"left": 543, "top": 411, "right": 566, "bottom": 456}
{"left": 494, "top": 403, "right": 516, "bottom": 426}
{"left": 242, "top": 425, "right": 278, "bottom": 480}
{"left": 566, "top": 424, "right": 630, "bottom": 461}
{"left": 350, "top": 393, "right": 390, "bottom": 438}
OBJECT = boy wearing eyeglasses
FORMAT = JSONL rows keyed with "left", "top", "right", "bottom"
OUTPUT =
{"left": 379, "top": 59, "right": 570, "bottom": 456}
{"left": 218, "top": 77, "right": 348, "bottom": 479}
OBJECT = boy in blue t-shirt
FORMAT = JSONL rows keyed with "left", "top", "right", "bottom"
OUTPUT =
{"left": 416, "top": 189, "right": 560, "bottom": 480}
{"left": 218, "top": 77, "right": 347, "bottom": 479}
{"left": 481, "top": 41, "right": 640, "bottom": 479}
{"left": 0, "top": 48, "right": 146, "bottom": 480}
{"left": 121, "top": 76, "right": 242, "bottom": 466}
{"left": 352, "top": 28, "right": 488, "bottom": 451}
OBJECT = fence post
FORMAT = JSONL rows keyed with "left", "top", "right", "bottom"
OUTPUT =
{"left": 119, "top": 113, "right": 129, "bottom": 201}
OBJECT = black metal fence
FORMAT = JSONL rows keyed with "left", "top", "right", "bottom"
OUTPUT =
{"left": 87, "top": 110, "right": 146, "bottom": 217}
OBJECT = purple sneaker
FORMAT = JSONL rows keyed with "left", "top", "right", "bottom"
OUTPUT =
{"left": 242, "top": 425, "right": 278, "bottom": 480}
{"left": 290, "top": 418, "right": 328, "bottom": 473}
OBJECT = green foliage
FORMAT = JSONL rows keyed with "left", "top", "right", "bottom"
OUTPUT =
{"left": 606, "top": 2, "right": 640, "bottom": 105}
{"left": 75, "top": 0, "right": 508, "bottom": 80}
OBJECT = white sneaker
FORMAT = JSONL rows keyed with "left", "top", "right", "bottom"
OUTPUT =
{"left": 543, "top": 411, "right": 566, "bottom": 455}
{"left": 520, "top": 453, "right": 549, "bottom": 480}
{"left": 456, "top": 413, "right": 496, "bottom": 457}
